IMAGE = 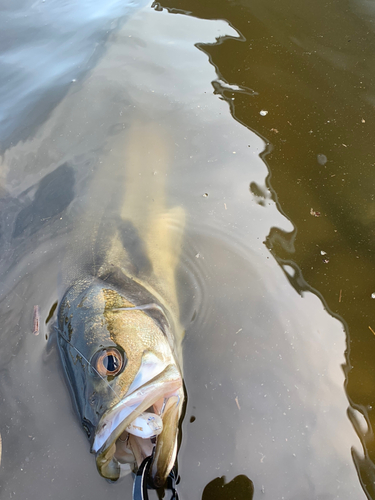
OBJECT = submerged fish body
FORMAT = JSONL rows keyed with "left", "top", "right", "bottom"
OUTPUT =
{"left": 56, "top": 123, "right": 185, "bottom": 486}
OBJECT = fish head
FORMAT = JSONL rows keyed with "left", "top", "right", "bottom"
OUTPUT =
{"left": 57, "top": 278, "right": 184, "bottom": 486}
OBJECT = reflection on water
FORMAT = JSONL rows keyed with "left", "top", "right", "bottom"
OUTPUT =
{"left": 159, "top": 0, "right": 375, "bottom": 496}
{"left": 0, "top": 0, "right": 374, "bottom": 499}
{"left": 0, "top": 0, "right": 147, "bottom": 150}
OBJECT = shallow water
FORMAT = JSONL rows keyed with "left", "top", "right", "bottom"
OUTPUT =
{"left": 0, "top": 0, "right": 374, "bottom": 498}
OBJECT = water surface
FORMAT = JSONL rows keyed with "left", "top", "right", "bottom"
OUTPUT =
{"left": 0, "top": 0, "right": 374, "bottom": 499}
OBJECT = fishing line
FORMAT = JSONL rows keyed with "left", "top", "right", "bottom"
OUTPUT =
{"left": 55, "top": 327, "right": 121, "bottom": 399}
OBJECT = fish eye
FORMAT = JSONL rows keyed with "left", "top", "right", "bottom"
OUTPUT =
{"left": 94, "top": 348, "right": 124, "bottom": 377}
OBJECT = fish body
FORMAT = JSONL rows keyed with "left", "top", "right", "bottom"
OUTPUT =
{"left": 57, "top": 123, "right": 185, "bottom": 486}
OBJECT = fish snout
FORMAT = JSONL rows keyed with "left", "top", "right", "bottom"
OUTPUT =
{"left": 93, "top": 364, "right": 184, "bottom": 485}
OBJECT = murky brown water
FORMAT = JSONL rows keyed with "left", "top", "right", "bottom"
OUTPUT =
{"left": 0, "top": 0, "right": 374, "bottom": 498}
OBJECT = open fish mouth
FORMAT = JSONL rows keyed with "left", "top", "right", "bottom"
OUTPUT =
{"left": 92, "top": 363, "right": 183, "bottom": 485}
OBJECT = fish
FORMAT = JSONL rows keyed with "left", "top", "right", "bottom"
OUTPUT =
{"left": 56, "top": 122, "right": 185, "bottom": 487}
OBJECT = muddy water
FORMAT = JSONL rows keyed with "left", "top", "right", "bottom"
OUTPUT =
{"left": 0, "top": 0, "right": 374, "bottom": 499}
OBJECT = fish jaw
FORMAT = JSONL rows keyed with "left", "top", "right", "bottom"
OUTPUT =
{"left": 93, "top": 363, "right": 183, "bottom": 483}
{"left": 151, "top": 391, "right": 183, "bottom": 487}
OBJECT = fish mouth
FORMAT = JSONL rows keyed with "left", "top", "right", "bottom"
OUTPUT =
{"left": 92, "top": 362, "right": 183, "bottom": 485}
